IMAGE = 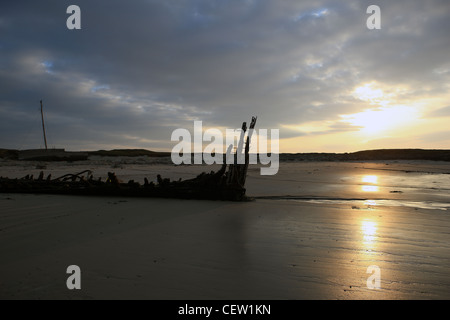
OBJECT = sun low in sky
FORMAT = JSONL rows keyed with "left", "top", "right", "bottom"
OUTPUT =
{"left": 282, "top": 79, "right": 449, "bottom": 153}
{"left": 343, "top": 83, "right": 421, "bottom": 137}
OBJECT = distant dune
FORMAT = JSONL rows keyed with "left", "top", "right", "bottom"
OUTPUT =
{"left": 0, "top": 148, "right": 171, "bottom": 160}
{"left": 87, "top": 149, "right": 171, "bottom": 158}
{"left": 1, "top": 148, "right": 450, "bottom": 162}
{"left": 0, "top": 149, "right": 19, "bottom": 160}
{"left": 279, "top": 149, "right": 450, "bottom": 162}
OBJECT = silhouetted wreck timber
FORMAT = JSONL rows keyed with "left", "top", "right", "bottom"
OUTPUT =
{"left": 0, "top": 117, "right": 257, "bottom": 201}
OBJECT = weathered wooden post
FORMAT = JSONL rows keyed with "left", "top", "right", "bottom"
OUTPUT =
{"left": 40, "top": 100, "right": 48, "bottom": 150}
{"left": 226, "top": 116, "right": 257, "bottom": 189}
{"left": 240, "top": 116, "right": 257, "bottom": 186}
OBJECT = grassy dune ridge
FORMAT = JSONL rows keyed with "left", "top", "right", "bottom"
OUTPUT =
{"left": 1, "top": 148, "right": 450, "bottom": 161}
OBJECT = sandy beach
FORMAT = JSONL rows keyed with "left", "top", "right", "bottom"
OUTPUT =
{"left": 1, "top": 158, "right": 450, "bottom": 299}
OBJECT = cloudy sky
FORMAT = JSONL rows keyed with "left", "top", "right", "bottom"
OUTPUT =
{"left": 1, "top": 0, "right": 449, "bottom": 152}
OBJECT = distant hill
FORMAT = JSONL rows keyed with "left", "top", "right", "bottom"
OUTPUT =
{"left": 0, "top": 149, "right": 19, "bottom": 160}
{"left": 1, "top": 148, "right": 450, "bottom": 162}
{"left": 347, "top": 149, "right": 450, "bottom": 161}
{"left": 279, "top": 149, "right": 450, "bottom": 162}
{"left": 0, "top": 148, "right": 171, "bottom": 160}
{"left": 87, "top": 149, "right": 171, "bottom": 157}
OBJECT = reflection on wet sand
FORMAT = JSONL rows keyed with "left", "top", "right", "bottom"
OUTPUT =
{"left": 362, "top": 185, "right": 379, "bottom": 192}
{"left": 361, "top": 175, "right": 379, "bottom": 192}
{"left": 361, "top": 219, "right": 377, "bottom": 246}
{"left": 362, "top": 175, "right": 378, "bottom": 184}
{"left": 358, "top": 215, "right": 381, "bottom": 273}
{"left": 364, "top": 200, "right": 378, "bottom": 206}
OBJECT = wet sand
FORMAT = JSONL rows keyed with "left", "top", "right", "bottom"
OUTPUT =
{"left": 1, "top": 159, "right": 450, "bottom": 299}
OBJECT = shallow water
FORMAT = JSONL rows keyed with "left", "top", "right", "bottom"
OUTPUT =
{"left": 297, "top": 198, "right": 450, "bottom": 211}
{"left": 247, "top": 161, "right": 450, "bottom": 210}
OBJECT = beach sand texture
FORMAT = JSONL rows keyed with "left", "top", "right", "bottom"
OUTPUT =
{"left": 1, "top": 160, "right": 450, "bottom": 299}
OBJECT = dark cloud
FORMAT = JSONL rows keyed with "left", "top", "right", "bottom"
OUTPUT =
{"left": 0, "top": 0, "right": 449, "bottom": 151}
{"left": 426, "top": 106, "right": 450, "bottom": 118}
{"left": 418, "top": 130, "right": 450, "bottom": 144}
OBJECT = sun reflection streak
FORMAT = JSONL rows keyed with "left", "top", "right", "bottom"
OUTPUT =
{"left": 361, "top": 175, "right": 379, "bottom": 192}
{"left": 362, "top": 185, "right": 379, "bottom": 192}
{"left": 361, "top": 220, "right": 377, "bottom": 245}
{"left": 362, "top": 175, "right": 378, "bottom": 184}
{"left": 360, "top": 218, "right": 379, "bottom": 261}
{"left": 364, "top": 200, "right": 378, "bottom": 206}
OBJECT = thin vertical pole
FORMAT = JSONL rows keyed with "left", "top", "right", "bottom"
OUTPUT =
{"left": 40, "top": 100, "right": 48, "bottom": 150}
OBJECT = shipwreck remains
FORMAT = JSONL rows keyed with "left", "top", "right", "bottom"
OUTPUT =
{"left": 0, "top": 117, "right": 257, "bottom": 201}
